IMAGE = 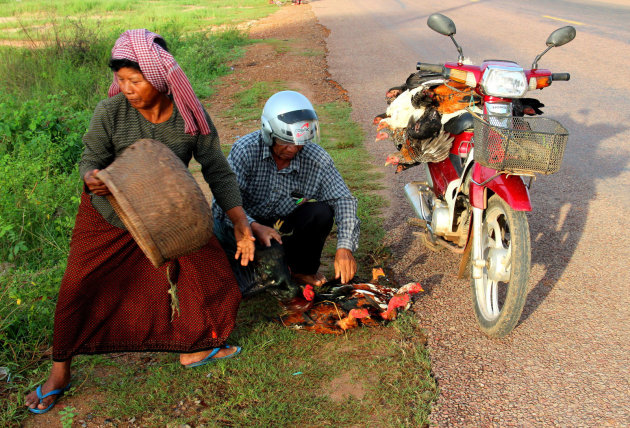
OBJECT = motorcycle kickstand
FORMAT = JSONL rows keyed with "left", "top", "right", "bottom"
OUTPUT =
{"left": 407, "top": 217, "right": 442, "bottom": 252}
{"left": 423, "top": 231, "right": 442, "bottom": 252}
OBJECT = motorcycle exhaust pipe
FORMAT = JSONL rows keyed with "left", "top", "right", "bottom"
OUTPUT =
{"left": 404, "top": 182, "right": 432, "bottom": 223}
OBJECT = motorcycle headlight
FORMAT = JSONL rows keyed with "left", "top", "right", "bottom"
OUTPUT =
{"left": 481, "top": 65, "right": 527, "bottom": 98}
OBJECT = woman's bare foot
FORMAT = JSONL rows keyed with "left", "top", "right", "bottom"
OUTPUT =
{"left": 292, "top": 271, "right": 327, "bottom": 287}
{"left": 179, "top": 346, "right": 240, "bottom": 366}
{"left": 24, "top": 360, "right": 72, "bottom": 412}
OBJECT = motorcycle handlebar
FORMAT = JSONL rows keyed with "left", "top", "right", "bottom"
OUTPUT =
{"left": 416, "top": 62, "right": 447, "bottom": 75}
{"left": 551, "top": 73, "right": 570, "bottom": 81}
{"left": 417, "top": 62, "right": 571, "bottom": 84}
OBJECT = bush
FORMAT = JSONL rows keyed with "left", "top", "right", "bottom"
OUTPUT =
{"left": 0, "top": 19, "right": 113, "bottom": 111}
{"left": 0, "top": 93, "right": 87, "bottom": 266}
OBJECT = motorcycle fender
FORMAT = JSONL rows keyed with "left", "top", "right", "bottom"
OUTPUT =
{"left": 470, "top": 164, "right": 532, "bottom": 211}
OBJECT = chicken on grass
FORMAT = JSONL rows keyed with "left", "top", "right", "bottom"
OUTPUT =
{"left": 277, "top": 268, "right": 424, "bottom": 334}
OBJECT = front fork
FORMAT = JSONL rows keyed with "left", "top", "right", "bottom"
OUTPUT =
{"left": 471, "top": 206, "right": 485, "bottom": 280}
{"left": 467, "top": 163, "right": 532, "bottom": 280}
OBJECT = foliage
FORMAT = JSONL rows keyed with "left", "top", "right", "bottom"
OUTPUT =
{"left": 59, "top": 405, "right": 78, "bottom": 428}
{"left": 0, "top": 93, "right": 86, "bottom": 265}
{"left": 173, "top": 30, "right": 249, "bottom": 100}
{"left": 220, "top": 81, "right": 285, "bottom": 123}
{"left": 0, "top": 19, "right": 113, "bottom": 111}
{"left": 0, "top": 0, "right": 275, "bottom": 39}
{"left": 0, "top": 22, "right": 250, "bottom": 111}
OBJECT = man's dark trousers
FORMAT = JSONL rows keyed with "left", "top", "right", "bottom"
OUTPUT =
{"left": 214, "top": 201, "right": 334, "bottom": 294}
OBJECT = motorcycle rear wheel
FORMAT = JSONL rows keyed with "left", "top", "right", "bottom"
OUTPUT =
{"left": 471, "top": 195, "right": 530, "bottom": 338}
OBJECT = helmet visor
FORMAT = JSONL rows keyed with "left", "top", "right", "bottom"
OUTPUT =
{"left": 272, "top": 108, "right": 320, "bottom": 145}
{"left": 276, "top": 120, "right": 319, "bottom": 145}
{"left": 277, "top": 109, "right": 318, "bottom": 124}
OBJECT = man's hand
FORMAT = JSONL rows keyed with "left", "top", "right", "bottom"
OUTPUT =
{"left": 334, "top": 248, "right": 357, "bottom": 284}
{"left": 225, "top": 207, "right": 255, "bottom": 266}
{"left": 251, "top": 222, "right": 283, "bottom": 247}
{"left": 84, "top": 169, "right": 111, "bottom": 196}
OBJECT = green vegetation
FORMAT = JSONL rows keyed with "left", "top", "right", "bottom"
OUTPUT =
{"left": 318, "top": 101, "right": 389, "bottom": 271}
{"left": 220, "top": 80, "right": 285, "bottom": 123}
{"left": 0, "top": 0, "right": 275, "bottom": 42}
{"left": 69, "top": 309, "right": 435, "bottom": 426}
{"left": 0, "top": 1, "right": 436, "bottom": 426}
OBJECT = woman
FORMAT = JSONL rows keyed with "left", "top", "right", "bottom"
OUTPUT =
{"left": 25, "top": 29, "right": 255, "bottom": 414}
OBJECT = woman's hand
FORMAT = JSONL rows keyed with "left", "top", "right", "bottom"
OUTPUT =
{"left": 225, "top": 207, "right": 255, "bottom": 266}
{"left": 334, "top": 248, "right": 357, "bottom": 284}
{"left": 233, "top": 221, "right": 255, "bottom": 267}
{"left": 251, "top": 222, "right": 283, "bottom": 247}
{"left": 83, "top": 169, "right": 111, "bottom": 196}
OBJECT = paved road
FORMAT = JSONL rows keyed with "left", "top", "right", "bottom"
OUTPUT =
{"left": 311, "top": 0, "right": 630, "bottom": 425}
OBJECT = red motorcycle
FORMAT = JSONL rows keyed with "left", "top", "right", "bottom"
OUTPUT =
{"left": 377, "top": 13, "right": 575, "bottom": 337}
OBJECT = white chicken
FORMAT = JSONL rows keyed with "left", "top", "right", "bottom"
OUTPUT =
{"left": 376, "top": 85, "right": 427, "bottom": 133}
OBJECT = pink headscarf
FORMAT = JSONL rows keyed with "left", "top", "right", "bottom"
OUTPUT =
{"left": 108, "top": 29, "right": 211, "bottom": 136}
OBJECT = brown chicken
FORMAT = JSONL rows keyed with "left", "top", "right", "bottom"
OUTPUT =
{"left": 385, "top": 130, "right": 454, "bottom": 173}
{"left": 277, "top": 268, "right": 424, "bottom": 334}
{"left": 433, "top": 81, "right": 480, "bottom": 114}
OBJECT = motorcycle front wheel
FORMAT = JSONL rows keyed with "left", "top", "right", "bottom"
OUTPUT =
{"left": 471, "top": 195, "right": 531, "bottom": 338}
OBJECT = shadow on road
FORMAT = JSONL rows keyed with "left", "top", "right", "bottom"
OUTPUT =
{"left": 519, "top": 111, "right": 629, "bottom": 323}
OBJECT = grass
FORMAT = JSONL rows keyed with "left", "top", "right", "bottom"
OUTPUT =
{"left": 256, "top": 37, "right": 293, "bottom": 54}
{"left": 220, "top": 80, "right": 286, "bottom": 124}
{"left": 0, "top": 2, "right": 437, "bottom": 426}
{"left": 317, "top": 101, "right": 390, "bottom": 272}
{"left": 0, "top": 0, "right": 277, "bottom": 42}
{"left": 29, "top": 307, "right": 435, "bottom": 427}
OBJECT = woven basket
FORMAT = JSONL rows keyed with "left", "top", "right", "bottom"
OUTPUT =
{"left": 96, "top": 139, "right": 213, "bottom": 268}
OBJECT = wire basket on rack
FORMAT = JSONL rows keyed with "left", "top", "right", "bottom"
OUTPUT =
{"left": 471, "top": 113, "right": 569, "bottom": 175}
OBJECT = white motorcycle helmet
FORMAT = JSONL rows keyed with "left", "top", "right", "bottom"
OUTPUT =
{"left": 261, "top": 91, "right": 320, "bottom": 146}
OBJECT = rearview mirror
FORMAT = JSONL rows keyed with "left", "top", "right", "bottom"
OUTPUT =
{"left": 532, "top": 25, "right": 576, "bottom": 69}
{"left": 427, "top": 13, "right": 456, "bottom": 36}
{"left": 546, "top": 26, "right": 576, "bottom": 47}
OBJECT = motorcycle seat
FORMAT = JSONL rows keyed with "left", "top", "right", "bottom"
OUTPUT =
{"left": 443, "top": 112, "right": 474, "bottom": 135}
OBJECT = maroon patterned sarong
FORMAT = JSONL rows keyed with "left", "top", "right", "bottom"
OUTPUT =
{"left": 52, "top": 192, "right": 241, "bottom": 361}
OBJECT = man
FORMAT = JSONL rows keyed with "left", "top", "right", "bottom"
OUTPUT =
{"left": 213, "top": 91, "right": 359, "bottom": 295}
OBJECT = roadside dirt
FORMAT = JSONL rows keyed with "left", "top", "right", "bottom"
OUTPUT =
{"left": 204, "top": 3, "right": 347, "bottom": 145}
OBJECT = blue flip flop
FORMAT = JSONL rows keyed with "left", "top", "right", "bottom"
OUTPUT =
{"left": 28, "top": 382, "right": 72, "bottom": 414}
{"left": 184, "top": 345, "right": 242, "bottom": 368}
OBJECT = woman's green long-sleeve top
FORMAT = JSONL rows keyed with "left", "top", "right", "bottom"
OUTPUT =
{"left": 79, "top": 93, "right": 242, "bottom": 229}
